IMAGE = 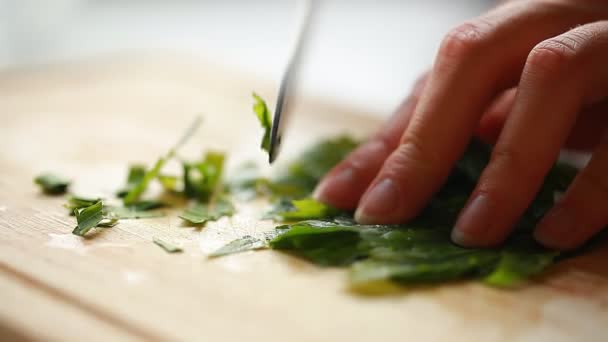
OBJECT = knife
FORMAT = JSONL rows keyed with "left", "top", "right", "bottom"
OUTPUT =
{"left": 268, "top": 0, "right": 316, "bottom": 163}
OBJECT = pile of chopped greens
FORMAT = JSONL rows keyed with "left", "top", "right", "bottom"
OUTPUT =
{"left": 34, "top": 94, "right": 587, "bottom": 291}
{"left": 212, "top": 136, "right": 578, "bottom": 290}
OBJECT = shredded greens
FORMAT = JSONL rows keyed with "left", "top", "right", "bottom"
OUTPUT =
{"left": 212, "top": 135, "right": 580, "bottom": 290}
{"left": 72, "top": 201, "right": 119, "bottom": 236}
{"left": 275, "top": 198, "right": 342, "bottom": 221}
{"left": 179, "top": 199, "right": 235, "bottom": 225}
{"left": 116, "top": 165, "right": 146, "bottom": 198}
{"left": 34, "top": 173, "right": 70, "bottom": 195}
{"left": 153, "top": 237, "right": 183, "bottom": 253}
{"left": 65, "top": 196, "right": 101, "bottom": 214}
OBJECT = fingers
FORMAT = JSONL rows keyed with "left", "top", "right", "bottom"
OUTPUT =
{"left": 355, "top": 1, "right": 602, "bottom": 224}
{"left": 453, "top": 21, "right": 608, "bottom": 247}
{"left": 535, "top": 132, "right": 608, "bottom": 250}
{"left": 313, "top": 74, "right": 428, "bottom": 210}
{"left": 478, "top": 93, "right": 608, "bottom": 151}
{"left": 565, "top": 101, "right": 608, "bottom": 151}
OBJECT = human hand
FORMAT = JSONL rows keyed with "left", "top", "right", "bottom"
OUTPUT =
{"left": 314, "top": 0, "right": 608, "bottom": 250}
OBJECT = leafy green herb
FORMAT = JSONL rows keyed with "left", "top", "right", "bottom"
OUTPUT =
{"left": 183, "top": 151, "right": 226, "bottom": 200}
{"left": 217, "top": 137, "right": 579, "bottom": 290}
{"left": 65, "top": 196, "right": 101, "bottom": 214}
{"left": 270, "top": 136, "right": 359, "bottom": 198}
{"left": 276, "top": 198, "right": 343, "bottom": 221}
{"left": 72, "top": 201, "right": 118, "bottom": 236}
{"left": 123, "top": 117, "right": 202, "bottom": 205}
{"left": 209, "top": 235, "right": 266, "bottom": 257}
{"left": 116, "top": 165, "right": 146, "bottom": 198}
{"left": 269, "top": 221, "right": 365, "bottom": 266}
{"left": 158, "top": 174, "right": 180, "bottom": 192}
{"left": 252, "top": 93, "right": 272, "bottom": 152}
{"left": 179, "top": 199, "right": 235, "bottom": 225}
{"left": 34, "top": 173, "right": 70, "bottom": 195}
{"left": 153, "top": 237, "right": 183, "bottom": 253}
{"left": 123, "top": 157, "right": 166, "bottom": 205}
{"left": 483, "top": 238, "right": 558, "bottom": 287}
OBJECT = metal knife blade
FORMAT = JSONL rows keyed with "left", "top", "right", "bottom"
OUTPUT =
{"left": 268, "top": 0, "right": 315, "bottom": 163}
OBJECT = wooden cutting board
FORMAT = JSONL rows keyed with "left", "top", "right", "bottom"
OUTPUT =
{"left": 0, "top": 55, "right": 606, "bottom": 342}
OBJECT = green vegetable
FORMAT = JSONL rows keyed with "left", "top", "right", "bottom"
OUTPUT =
{"left": 153, "top": 237, "right": 183, "bottom": 253}
{"left": 34, "top": 173, "right": 70, "bottom": 195}
{"left": 270, "top": 136, "right": 359, "bottom": 198}
{"left": 116, "top": 165, "right": 146, "bottom": 198}
{"left": 158, "top": 174, "right": 180, "bottom": 192}
{"left": 183, "top": 151, "right": 226, "bottom": 200}
{"left": 217, "top": 137, "right": 579, "bottom": 290}
{"left": 209, "top": 235, "right": 267, "bottom": 257}
{"left": 72, "top": 201, "right": 118, "bottom": 236}
{"left": 179, "top": 199, "right": 235, "bottom": 225}
{"left": 64, "top": 196, "right": 101, "bottom": 214}
{"left": 123, "top": 157, "right": 166, "bottom": 205}
{"left": 269, "top": 221, "right": 365, "bottom": 266}
{"left": 252, "top": 93, "right": 272, "bottom": 153}
{"left": 123, "top": 117, "right": 202, "bottom": 205}
{"left": 483, "top": 237, "right": 558, "bottom": 287}
{"left": 276, "top": 198, "right": 343, "bottom": 221}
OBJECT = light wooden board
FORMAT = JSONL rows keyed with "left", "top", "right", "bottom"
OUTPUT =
{"left": 0, "top": 55, "right": 607, "bottom": 342}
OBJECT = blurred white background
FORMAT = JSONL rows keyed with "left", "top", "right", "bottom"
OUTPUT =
{"left": 0, "top": 0, "right": 491, "bottom": 116}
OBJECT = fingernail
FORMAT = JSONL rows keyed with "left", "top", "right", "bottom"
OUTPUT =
{"left": 534, "top": 207, "right": 576, "bottom": 249}
{"left": 313, "top": 167, "right": 355, "bottom": 201}
{"left": 355, "top": 178, "right": 400, "bottom": 224}
{"left": 452, "top": 195, "right": 494, "bottom": 246}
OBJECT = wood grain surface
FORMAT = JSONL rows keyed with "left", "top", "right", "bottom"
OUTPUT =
{"left": 0, "top": 55, "right": 606, "bottom": 342}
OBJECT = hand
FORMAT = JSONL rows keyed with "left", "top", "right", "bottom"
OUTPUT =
{"left": 314, "top": 0, "right": 608, "bottom": 250}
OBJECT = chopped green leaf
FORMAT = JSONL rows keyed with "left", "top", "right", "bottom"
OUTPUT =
{"left": 179, "top": 199, "right": 235, "bottom": 225}
{"left": 209, "top": 235, "right": 267, "bottom": 257}
{"left": 269, "top": 136, "right": 359, "bottom": 198}
{"left": 122, "top": 117, "right": 202, "bottom": 205}
{"left": 218, "top": 138, "right": 578, "bottom": 290}
{"left": 65, "top": 196, "right": 101, "bottom": 214}
{"left": 183, "top": 151, "right": 226, "bottom": 200}
{"left": 123, "top": 157, "right": 166, "bottom": 205}
{"left": 34, "top": 173, "right": 70, "bottom": 195}
{"left": 483, "top": 237, "right": 559, "bottom": 287}
{"left": 277, "top": 198, "right": 343, "bottom": 221}
{"left": 269, "top": 221, "right": 364, "bottom": 266}
{"left": 158, "top": 174, "right": 180, "bottom": 192}
{"left": 72, "top": 201, "right": 118, "bottom": 236}
{"left": 252, "top": 93, "right": 272, "bottom": 152}
{"left": 153, "top": 237, "right": 183, "bottom": 253}
{"left": 116, "top": 164, "right": 146, "bottom": 198}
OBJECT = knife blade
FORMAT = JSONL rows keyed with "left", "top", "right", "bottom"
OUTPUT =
{"left": 268, "top": 0, "right": 316, "bottom": 163}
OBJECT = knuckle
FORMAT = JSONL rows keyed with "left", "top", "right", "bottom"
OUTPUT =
{"left": 438, "top": 21, "right": 491, "bottom": 63}
{"left": 388, "top": 135, "right": 441, "bottom": 179}
{"left": 344, "top": 139, "right": 389, "bottom": 170}
{"left": 527, "top": 36, "right": 581, "bottom": 76}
